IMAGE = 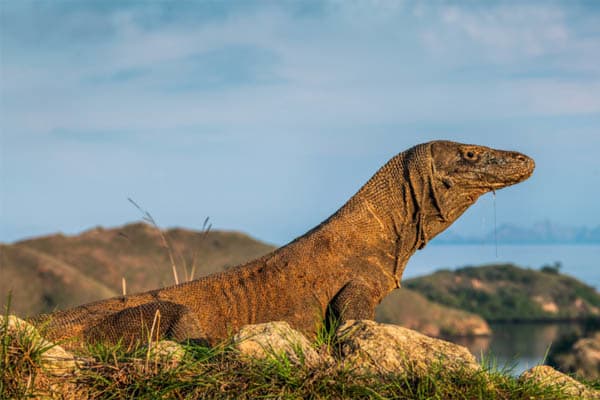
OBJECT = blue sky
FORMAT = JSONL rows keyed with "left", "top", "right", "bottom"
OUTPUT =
{"left": 1, "top": 1, "right": 599, "bottom": 245}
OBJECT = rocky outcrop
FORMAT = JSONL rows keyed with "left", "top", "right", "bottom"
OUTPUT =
{"left": 232, "top": 321, "right": 329, "bottom": 368}
{"left": 335, "top": 320, "right": 479, "bottom": 375}
{"left": 5, "top": 316, "right": 600, "bottom": 399}
{"left": 520, "top": 365, "right": 600, "bottom": 399}
{"left": 1, "top": 314, "right": 191, "bottom": 399}
{"left": 1, "top": 315, "right": 188, "bottom": 376}
{"left": 550, "top": 331, "right": 600, "bottom": 380}
{"left": 3, "top": 316, "right": 482, "bottom": 378}
{"left": 231, "top": 320, "right": 480, "bottom": 376}
{"left": 1, "top": 315, "right": 77, "bottom": 376}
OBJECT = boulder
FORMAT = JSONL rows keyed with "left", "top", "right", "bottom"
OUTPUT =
{"left": 520, "top": 365, "right": 600, "bottom": 399}
{"left": 147, "top": 340, "right": 186, "bottom": 368}
{"left": 335, "top": 320, "right": 479, "bottom": 376}
{"left": 131, "top": 340, "right": 187, "bottom": 373}
{"left": 0, "top": 315, "right": 77, "bottom": 376}
{"left": 232, "top": 321, "right": 329, "bottom": 368}
{"left": 551, "top": 332, "right": 600, "bottom": 379}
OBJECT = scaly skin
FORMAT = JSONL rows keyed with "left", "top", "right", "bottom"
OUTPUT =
{"left": 33, "top": 140, "right": 534, "bottom": 348}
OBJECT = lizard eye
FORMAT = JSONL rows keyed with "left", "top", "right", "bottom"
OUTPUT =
{"left": 463, "top": 149, "right": 478, "bottom": 161}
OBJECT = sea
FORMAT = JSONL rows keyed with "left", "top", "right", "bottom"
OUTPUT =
{"left": 403, "top": 244, "right": 600, "bottom": 374}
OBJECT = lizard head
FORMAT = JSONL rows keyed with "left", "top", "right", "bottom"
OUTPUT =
{"left": 424, "top": 140, "right": 534, "bottom": 231}
{"left": 430, "top": 140, "right": 535, "bottom": 193}
{"left": 338, "top": 140, "right": 534, "bottom": 251}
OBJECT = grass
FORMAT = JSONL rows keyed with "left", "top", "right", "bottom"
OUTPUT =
{"left": 2, "top": 314, "right": 589, "bottom": 400}
{"left": 314, "top": 305, "right": 343, "bottom": 355}
{"left": 1, "top": 295, "right": 64, "bottom": 398}
{"left": 18, "top": 346, "right": 573, "bottom": 399}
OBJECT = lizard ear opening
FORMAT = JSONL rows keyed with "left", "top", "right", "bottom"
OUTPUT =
{"left": 442, "top": 177, "right": 453, "bottom": 189}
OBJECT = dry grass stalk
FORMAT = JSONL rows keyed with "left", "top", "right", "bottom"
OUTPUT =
{"left": 128, "top": 198, "right": 212, "bottom": 285}
{"left": 128, "top": 197, "right": 180, "bottom": 285}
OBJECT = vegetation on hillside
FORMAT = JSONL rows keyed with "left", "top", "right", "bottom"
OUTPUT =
{"left": 376, "top": 288, "right": 490, "bottom": 337}
{"left": 404, "top": 264, "right": 600, "bottom": 321}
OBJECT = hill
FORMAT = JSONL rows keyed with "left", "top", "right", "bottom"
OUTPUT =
{"left": 405, "top": 264, "right": 600, "bottom": 321}
{"left": 0, "top": 223, "right": 489, "bottom": 337}
{"left": 376, "top": 288, "right": 491, "bottom": 337}
{"left": 1, "top": 223, "right": 275, "bottom": 317}
{"left": 0, "top": 244, "right": 118, "bottom": 316}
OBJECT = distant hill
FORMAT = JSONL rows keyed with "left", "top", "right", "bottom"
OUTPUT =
{"left": 1, "top": 223, "right": 276, "bottom": 317}
{"left": 376, "top": 288, "right": 490, "bottom": 337}
{"left": 405, "top": 264, "right": 600, "bottom": 321}
{"left": 0, "top": 244, "right": 118, "bottom": 317}
{"left": 0, "top": 222, "right": 489, "bottom": 337}
{"left": 434, "top": 221, "right": 600, "bottom": 244}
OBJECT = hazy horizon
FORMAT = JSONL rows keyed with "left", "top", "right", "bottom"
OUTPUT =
{"left": 1, "top": 1, "right": 599, "bottom": 245}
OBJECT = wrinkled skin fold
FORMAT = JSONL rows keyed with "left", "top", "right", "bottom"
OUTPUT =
{"left": 32, "top": 140, "right": 535, "bottom": 348}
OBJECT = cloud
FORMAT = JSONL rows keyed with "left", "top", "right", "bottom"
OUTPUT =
{"left": 3, "top": 2, "right": 598, "bottom": 134}
{"left": 420, "top": 3, "right": 600, "bottom": 80}
{"left": 2, "top": 2, "right": 599, "bottom": 154}
{"left": 1, "top": 1, "right": 600, "bottom": 242}
{"left": 439, "top": 5, "right": 569, "bottom": 59}
{"left": 517, "top": 80, "right": 600, "bottom": 115}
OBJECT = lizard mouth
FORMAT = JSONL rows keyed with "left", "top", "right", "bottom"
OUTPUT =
{"left": 459, "top": 152, "right": 535, "bottom": 191}
{"left": 482, "top": 152, "right": 535, "bottom": 190}
{"left": 499, "top": 153, "right": 535, "bottom": 186}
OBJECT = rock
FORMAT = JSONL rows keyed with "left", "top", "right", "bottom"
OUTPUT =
{"left": 148, "top": 340, "right": 186, "bottom": 368}
{"left": 335, "top": 320, "right": 479, "bottom": 376}
{"left": 520, "top": 365, "right": 600, "bottom": 399}
{"left": 38, "top": 343, "right": 77, "bottom": 376}
{"left": 572, "top": 333, "right": 600, "bottom": 378}
{"left": 131, "top": 340, "right": 187, "bottom": 373}
{"left": 551, "top": 332, "right": 600, "bottom": 380}
{"left": 0, "top": 315, "right": 78, "bottom": 376}
{"left": 232, "top": 321, "right": 329, "bottom": 368}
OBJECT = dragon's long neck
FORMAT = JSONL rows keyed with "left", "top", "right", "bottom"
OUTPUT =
{"left": 303, "top": 142, "right": 455, "bottom": 285}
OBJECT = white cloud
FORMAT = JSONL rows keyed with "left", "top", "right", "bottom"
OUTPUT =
{"left": 4, "top": 1, "right": 598, "bottom": 138}
{"left": 2, "top": 1, "right": 600, "bottom": 242}
{"left": 517, "top": 80, "right": 600, "bottom": 115}
{"left": 436, "top": 4, "right": 569, "bottom": 61}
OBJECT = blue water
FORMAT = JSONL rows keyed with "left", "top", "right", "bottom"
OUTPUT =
{"left": 405, "top": 244, "right": 600, "bottom": 289}
{"left": 404, "top": 244, "right": 600, "bottom": 375}
{"left": 454, "top": 322, "right": 589, "bottom": 375}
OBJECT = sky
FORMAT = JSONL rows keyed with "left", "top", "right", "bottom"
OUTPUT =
{"left": 1, "top": 0, "right": 599, "bottom": 246}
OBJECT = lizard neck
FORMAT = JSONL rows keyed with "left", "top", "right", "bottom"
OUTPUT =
{"left": 323, "top": 143, "right": 452, "bottom": 285}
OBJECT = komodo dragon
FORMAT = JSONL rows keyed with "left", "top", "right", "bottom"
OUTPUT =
{"left": 33, "top": 140, "right": 534, "bottom": 348}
